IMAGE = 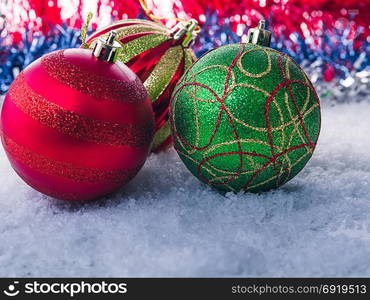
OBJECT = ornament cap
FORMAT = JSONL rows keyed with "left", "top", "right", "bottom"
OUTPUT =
{"left": 93, "top": 31, "right": 121, "bottom": 63}
{"left": 246, "top": 20, "right": 272, "bottom": 47}
{"left": 170, "top": 19, "right": 199, "bottom": 47}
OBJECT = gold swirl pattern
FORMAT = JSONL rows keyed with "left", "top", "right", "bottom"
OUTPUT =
{"left": 170, "top": 43, "right": 321, "bottom": 192}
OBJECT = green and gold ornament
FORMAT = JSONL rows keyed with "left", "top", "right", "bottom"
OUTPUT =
{"left": 170, "top": 21, "right": 321, "bottom": 193}
{"left": 85, "top": 18, "right": 198, "bottom": 152}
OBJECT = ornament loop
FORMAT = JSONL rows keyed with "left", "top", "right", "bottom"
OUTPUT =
{"left": 170, "top": 19, "right": 199, "bottom": 47}
{"left": 93, "top": 31, "right": 121, "bottom": 63}
{"left": 246, "top": 20, "right": 272, "bottom": 47}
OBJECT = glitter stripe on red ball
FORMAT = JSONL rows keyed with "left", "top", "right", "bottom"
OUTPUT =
{"left": 41, "top": 50, "right": 148, "bottom": 103}
{"left": 4, "top": 139, "right": 141, "bottom": 202}
{"left": 2, "top": 134, "right": 141, "bottom": 184}
{"left": 24, "top": 54, "right": 152, "bottom": 125}
{"left": 2, "top": 94, "right": 150, "bottom": 171}
{"left": 8, "top": 73, "right": 153, "bottom": 148}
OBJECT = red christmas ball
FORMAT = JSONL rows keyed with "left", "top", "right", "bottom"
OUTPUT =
{"left": 0, "top": 48, "right": 154, "bottom": 201}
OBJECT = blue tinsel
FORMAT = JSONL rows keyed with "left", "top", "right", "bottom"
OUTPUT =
{"left": 0, "top": 24, "right": 83, "bottom": 95}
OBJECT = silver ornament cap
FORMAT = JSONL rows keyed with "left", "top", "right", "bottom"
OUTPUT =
{"left": 170, "top": 19, "right": 199, "bottom": 47}
{"left": 246, "top": 20, "right": 272, "bottom": 47}
{"left": 93, "top": 31, "right": 121, "bottom": 63}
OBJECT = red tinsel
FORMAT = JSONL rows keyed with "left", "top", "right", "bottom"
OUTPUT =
{"left": 28, "top": 0, "right": 63, "bottom": 33}
{"left": 179, "top": 0, "right": 369, "bottom": 39}
{"left": 2, "top": 0, "right": 369, "bottom": 43}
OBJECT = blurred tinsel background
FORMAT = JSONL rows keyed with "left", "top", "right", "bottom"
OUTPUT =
{"left": 0, "top": 0, "right": 369, "bottom": 103}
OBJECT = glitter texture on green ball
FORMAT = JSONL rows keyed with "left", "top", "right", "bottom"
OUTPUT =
{"left": 170, "top": 21, "right": 321, "bottom": 193}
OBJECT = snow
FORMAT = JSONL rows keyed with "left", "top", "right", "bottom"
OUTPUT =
{"left": 1, "top": 102, "right": 370, "bottom": 277}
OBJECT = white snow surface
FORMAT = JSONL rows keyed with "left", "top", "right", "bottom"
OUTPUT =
{"left": 1, "top": 102, "right": 370, "bottom": 277}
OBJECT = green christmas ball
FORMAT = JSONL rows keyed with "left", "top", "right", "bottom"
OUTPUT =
{"left": 170, "top": 43, "right": 321, "bottom": 193}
